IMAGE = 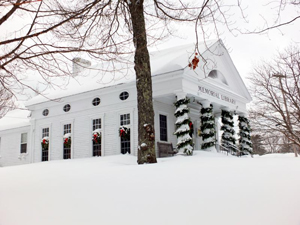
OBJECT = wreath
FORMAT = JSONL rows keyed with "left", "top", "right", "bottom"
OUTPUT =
{"left": 119, "top": 126, "right": 130, "bottom": 140}
{"left": 92, "top": 129, "right": 101, "bottom": 144}
{"left": 41, "top": 137, "right": 49, "bottom": 149}
{"left": 63, "top": 133, "right": 71, "bottom": 148}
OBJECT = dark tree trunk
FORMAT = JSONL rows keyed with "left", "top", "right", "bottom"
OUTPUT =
{"left": 128, "top": 0, "right": 157, "bottom": 164}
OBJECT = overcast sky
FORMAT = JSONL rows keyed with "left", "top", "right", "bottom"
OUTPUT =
{"left": 153, "top": 0, "right": 299, "bottom": 84}
{"left": 2, "top": 0, "right": 299, "bottom": 101}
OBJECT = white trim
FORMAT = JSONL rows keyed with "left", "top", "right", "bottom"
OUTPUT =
{"left": 157, "top": 111, "right": 169, "bottom": 143}
{"left": 39, "top": 124, "right": 52, "bottom": 161}
{"left": 90, "top": 114, "right": 104, "bottom": 157}
{"left": 118, "top": 111, "right": 133, "bottom": 155}
{"left": 119, "top": 90, "right": 130, "bottom": 101}
{"left": 61, "top": 119, "right": 74, "bottom": 159}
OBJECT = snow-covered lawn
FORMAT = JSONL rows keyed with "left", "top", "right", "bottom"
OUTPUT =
{"left": 0, "top": 151, "right": 299, "bottom": 225}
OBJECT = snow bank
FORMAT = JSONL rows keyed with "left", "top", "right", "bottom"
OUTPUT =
{"left": 0, "top": 152, "right": 299, "bottom": 225}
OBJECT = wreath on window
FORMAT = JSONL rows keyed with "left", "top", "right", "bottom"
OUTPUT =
{"left": 63, "top": 133, "right": 71, "bottom": 148}
{"left": 92, "top": 129, "right": 101, "bottom": 144}
{"left": 41, "top": 137, "right": 49, "bottom": 149}
{"left": 119, "top": 126, "right": 130, "bottom": 140}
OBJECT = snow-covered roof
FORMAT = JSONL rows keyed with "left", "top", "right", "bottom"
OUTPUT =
{"left": 25, "top": 40, "right": 218, "bottom": 106}
{"left": 0, "top": 107, "right": 31, "bottom": 131}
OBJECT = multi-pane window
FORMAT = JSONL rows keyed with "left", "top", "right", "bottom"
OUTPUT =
{"left": 64, "top": 124, "right": 71, "bottom": 135}
{"left": 159, "top": 114, "right": 168, "bottom": 142}
{"left": 93, "top": 118, "right": 101, "bottom": 130}
{"left": 63, "top": 124, "right": 71, "bottom": 159}
{"left": 92, "top": 98, "right": 101, "bottom": 106}
{"left": 42, "top": 109, "right": 49, "bottom": 116}
{"left": 120, "top": 113, "right": 130, "bottom": 126}
{"left": 120, "top": 114, "right": 130, "bottom": 154}
{"left": 92, "top": 118, "right": 102, "bottom": 157}
{"left": 42, "top": 128, "right": 49, "bottom": 161}
{"left": 20, "top": 133, "right": 28, "bottom": 153}
{"left": 119, "top": 91, "right": 129, "bottom": 101}
{"left": 63, "top": 104, "right": 71, "bottom": 112}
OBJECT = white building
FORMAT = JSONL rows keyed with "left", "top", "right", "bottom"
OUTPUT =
{"left": 0, "top": 40, "right": 251, "bottom": 167}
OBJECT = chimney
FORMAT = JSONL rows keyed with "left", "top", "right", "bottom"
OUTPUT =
{"left": 72, "top": 57, "right": 91, "bottom": 76}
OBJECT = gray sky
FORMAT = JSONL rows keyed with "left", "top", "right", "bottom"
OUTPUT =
{"left": 153, "top": 0, "right": 299, "bottom": 83}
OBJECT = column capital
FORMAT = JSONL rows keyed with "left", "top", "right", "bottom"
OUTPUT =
{"left": 237, "top": 112, "right": 248, "bottom": 117}
{"left": 200, "top": 100, "right": 211, "bottom": 108}
{"left": 174, "top": 91, "right": 187, "bottom": 101}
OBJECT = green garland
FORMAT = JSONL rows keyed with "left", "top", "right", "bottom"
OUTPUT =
{"left": 174, "top": 97, "right": 190, "bottom": 108}
{"left": 174, "top": 97, "right": 193, "bottom": 155}
{"left": 238, "top": 116, "right": 253, "bottom": 154}
{"left": 200, "top": 104, "right": 216, "bottom": 150}
{"left": 221, "top": 109, "right": 236, "bottom": 152}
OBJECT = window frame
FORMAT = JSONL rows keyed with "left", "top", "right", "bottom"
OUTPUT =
{"left": 42, "top": 109, "right": 49, "bottom": 116}
{"left": 120, "top": 113, "right": 130, "bottom": 126}
{"left": 63, "top": 123, "right": 72, "bottom": 159}
{"left": 119, "top": 91, "right": 129, "bottom": 101}
{"left": 92, "top": 118, "right": 102, "bottom": 156}
{"left": 20, "top": 133, "right": 28, "bottom": 154}
{"left": 41, "top": 127, "right": 50, "bottom": 161}
{"left": 92, "top": 97, "right": 101, "bottom": 106}
{"left": 119, "top": 113, "right": 131, "bottom": 154}
{"left": 159, "top": 114, "right": 168, "bottom": 142}
{"left": 63, "top": 104, "right": 71, "bottom": 112}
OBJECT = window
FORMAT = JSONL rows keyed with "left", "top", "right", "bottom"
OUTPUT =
{"left": 63, "top": 124, "right": 71, "bottom": 159}
{"left": 42, "top": 109, "right": 49, "bottom": 116}
{"left": 93, "top": 118, "right": 101, "bottom": 130}
{"left": 120, "top": 113, "right": 130, "bottom": 126}
{"left": 120, "top": 114, "right": 130, "bottom": 154}
{"left": 42, "top": 128, "right": 49, "bottom": 161}
{"left": 119, "top": 91, "right": 129, "bottom": 101}
{"left": 92, "top": 97, "right": 101, "bottom": 106}
{"left": 159, "top": 114, "right": 168, "bottom": 141}
{"left": 64, "top": 124, "right": 71, "bottom": 135}
{"left": 92, "top": 118, "right": 102, "bottom": 157}
{"left": 63, "top": 104, "right": 71, "bottom": 112}
{"left": 20, "top": 133, "right": 28, "bottom": 154}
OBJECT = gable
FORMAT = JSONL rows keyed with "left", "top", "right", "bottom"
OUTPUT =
{"left": 183, "top": 40, "right": 252, "bottom": 102}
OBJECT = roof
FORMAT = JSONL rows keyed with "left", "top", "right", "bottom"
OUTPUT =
{"left": 25, "top": 40, "right": 218, "bottom": 106}
{"left": 0, "top": 107, "right": 31, "bottom": 131}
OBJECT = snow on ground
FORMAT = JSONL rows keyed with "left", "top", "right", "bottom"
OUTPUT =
{"left": 0, "top": 151, "right": 299, "bottom": 225}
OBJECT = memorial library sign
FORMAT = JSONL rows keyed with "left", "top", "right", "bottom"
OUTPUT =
{"left": 198, "top": 85, "right": 236, "bottom": 105}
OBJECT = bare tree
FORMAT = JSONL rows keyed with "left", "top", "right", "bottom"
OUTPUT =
{"left": 251, "top": 134, "right": 267, "bottom": 155}
{"left": 249, "top": 45, "right": 300, "bottom": 157}
{"left": 241, "top": 0, "right": 300, "bottom": 34}
{"left": 0, "top": 87, "right": 15, "bottom": 118}
{"left": 1, "top": 0, "right": 245, "bottom": 163}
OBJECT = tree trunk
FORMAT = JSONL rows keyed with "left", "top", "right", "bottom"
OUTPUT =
{"left": 128, "top": 0, "right": 157, "bottom": 164}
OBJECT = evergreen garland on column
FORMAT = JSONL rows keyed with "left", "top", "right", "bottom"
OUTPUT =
{"left": 200, "top": 104, "right": 216, "bottom": 149}
{"left": 238, "top": 115, "right": 253, "bottom": 155}
{"left": 221, "top": 109, "right": 236, "bottom": 152}
{"left": 174, "top": 97, "right": 193, "bottom": 155}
